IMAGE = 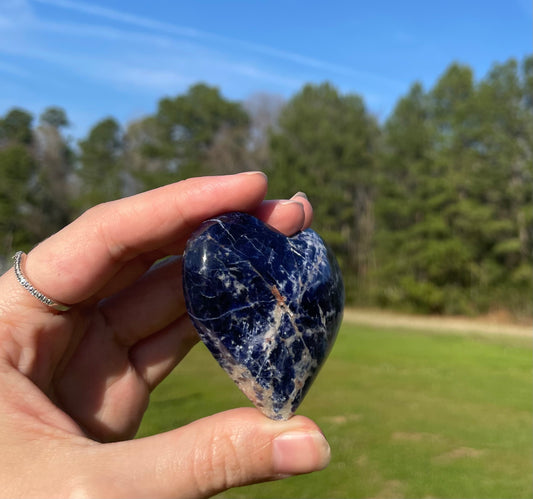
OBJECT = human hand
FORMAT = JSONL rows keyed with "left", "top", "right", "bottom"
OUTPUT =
{"left": 0, "top": 172, "right": 330, "bottom": 498}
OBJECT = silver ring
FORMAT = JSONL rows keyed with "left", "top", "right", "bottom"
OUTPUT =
{"left": 13, "top": 251, "right": 71, "bottom": 312}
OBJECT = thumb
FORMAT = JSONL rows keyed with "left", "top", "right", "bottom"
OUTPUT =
{"left": 84, "top": 408, "right": 331, "bottom": 498}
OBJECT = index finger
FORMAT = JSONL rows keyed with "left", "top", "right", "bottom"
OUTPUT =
{"left": 23, "top": 172, "right": 269, "bottom": 306}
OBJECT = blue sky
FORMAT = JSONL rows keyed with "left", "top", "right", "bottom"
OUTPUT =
{"left": 0, "top": 0, "right": 531, "bottom": 138}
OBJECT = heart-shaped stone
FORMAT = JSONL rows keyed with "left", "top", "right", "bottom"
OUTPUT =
{"left": 183, "top": 212, "right": 344, "bottom": 420}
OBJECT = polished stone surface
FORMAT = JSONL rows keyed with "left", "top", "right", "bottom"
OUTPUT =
{"left": 183, "top": 212, "right": 344, "bottom": 420}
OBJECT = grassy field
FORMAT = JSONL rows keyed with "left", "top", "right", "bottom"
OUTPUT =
{"left": 137, "top": 320, "right": 532, "bottom": 498}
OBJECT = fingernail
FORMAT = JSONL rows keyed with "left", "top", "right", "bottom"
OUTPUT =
{"left": 242, "top": 170, "right": 268, "bottom": 180}
{"left": 291, "top": 191, "right": 308, "bottom": 201}
{"left": 273, "top": 431, "right": 331, "bottom": 476}
{"left": 280, "top": 199, "right": 304, "bottom": 207}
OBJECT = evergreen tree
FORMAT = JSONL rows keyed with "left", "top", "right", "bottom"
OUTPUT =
{"left": 269, "top": 83, "right": 380, "bottom": 301}
{"left": 376, "top": 58, "right": 532, "bottom": 314}
{"left": 0, "top": 108, "right": 33, "bottom": 145}
{"left": 0, "top": 143, "right": 37, "bottom": 256}
{"left": 129, "top": 83, "right": 250, "bottom": 189}
{"left": 31, "top": 107, "right": 75, "bottom": 239}
{"left": 1, "top": 56, "right": 530, "bottom": 316}
{"left": 77, "top": 118, "right": 124, "bottom": 211}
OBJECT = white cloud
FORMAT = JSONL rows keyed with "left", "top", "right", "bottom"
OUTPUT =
{"left": 0, "top": 10, "right": 305, "bottom": 94}
{"left": 29, "top": 0, "right": 402, "bottom": 87}
{"left": 0, "top": 0, "right": 35, "bottom": 49}
{"left": 0, "top": 28, "right": 299, "bottom": 98}
{"left": 32, "top": 0, "right": 204, "bottom": 38}
{"left": 0, "top": 60, "right": 29, "bottom": 77}
{"left": 104, "top": 65, "right": 191, "bottom": 92}
{"left": 0, "top": 0, "right": 34, "bottom": 25}
{"left": 0, "top": 0, "right": 406, "bottom": 134}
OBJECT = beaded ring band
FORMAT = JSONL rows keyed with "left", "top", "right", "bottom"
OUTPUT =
{"left": 13, "top": 251, "right": 71, "bottom": 312}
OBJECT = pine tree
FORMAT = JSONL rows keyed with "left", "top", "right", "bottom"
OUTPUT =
{"left": 269, "top": 83, "right": 380, "bottom": 301}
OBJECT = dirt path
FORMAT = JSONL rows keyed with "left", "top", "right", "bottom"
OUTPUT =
{"left": 343, "top": 308, "right": 532, "bottom": 338}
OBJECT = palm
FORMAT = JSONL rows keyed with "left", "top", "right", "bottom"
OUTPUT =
{"left": 45, "top": 256, "right": 189, "bottom": 442}
{"left": 54, "top": 311, "right": 152, "bottom": 441}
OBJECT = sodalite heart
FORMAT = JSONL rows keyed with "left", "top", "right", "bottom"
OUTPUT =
{"left": 183, "top": 212, "right": 344, "bottom": 420}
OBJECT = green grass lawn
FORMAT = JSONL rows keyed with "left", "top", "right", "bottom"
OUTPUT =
{"left": 137, "top": 322, "right": 532, "bottom": 498}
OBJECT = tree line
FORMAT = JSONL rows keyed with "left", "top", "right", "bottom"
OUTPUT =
{"left": 1, "top": 56, "right": 531, "bottom": 317}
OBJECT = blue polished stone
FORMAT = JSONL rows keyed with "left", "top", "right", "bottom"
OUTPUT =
{"left": 183, "top": 212, "right": 344, "bottom": 420}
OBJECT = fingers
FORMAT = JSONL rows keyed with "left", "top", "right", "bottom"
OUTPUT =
{"left": 23, "top": 172, "right": 269, "bottom": 306}
{"left": 97, "top": 256, "right": 201, "bottom": 389}
{"left": 129, "top": 315, "right": 199, "bottom": 391}
{"left": 90, "top": 194, "right": 313, "bottom": 355}
{"left": 99, "top": 257, "right": 185, "bottom": 348}
{"left": 85, "top": 408, "right": 330, "bottom": 498}
{"left": 291, "top": 191, "right": 313, "bottom": 229}
{"left": 253, "top": 193, "right": 313, "bottom": 236}
{"left": 18, "top": 173, "right": 313, "bottom": 311}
